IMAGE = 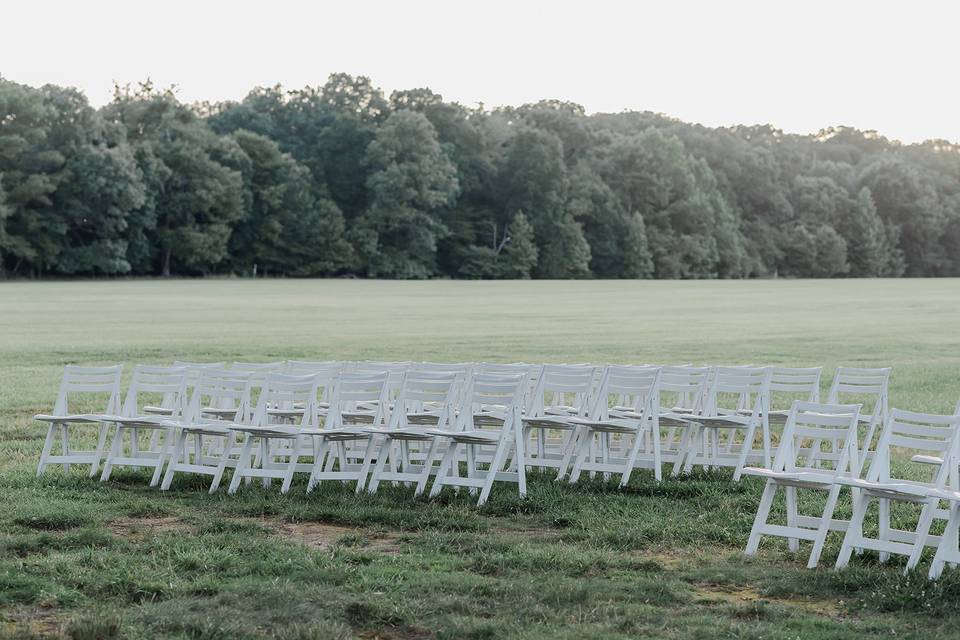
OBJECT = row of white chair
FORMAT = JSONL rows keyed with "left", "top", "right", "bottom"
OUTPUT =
{"left": 743, "top": 399, "right": 960, "bottom": 580}
{"left": 35, "top": 361, "right": 892, "bottom": 507}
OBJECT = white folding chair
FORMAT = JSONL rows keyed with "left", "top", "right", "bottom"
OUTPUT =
{"left": 360, "top": 371, "right": 460, "bottom": 494}
{"left": 655, "top": 365, "right": 711, "bottom": 476}
{"left": 143, "top": 361, "right": 226, "bottom": 417}
{"left": 827, "top": 366, "right": 891, "bottom": 458}
{"left": 680, "top": 366, "right": 773, "bottom": 480}
{"left": 521, "top": 364, "right": 597, "bottom": 478}
{"left": 926, "top": 402, "right": 960, "bottom": 579}
{"left": 834, "top": 409, "right": 960, "bottom": 574}
{"left": 99, "top": 365, "right": 188, "bottom": 484}
{"left": 762, "top": 367, "right": 823, "bottom": 425}
{"left": 160, "top": 369, "right": 254, "bottom": 492}
{"left": 566, "top": 365, "right": 662, "bottom": 485}
{"left": 302, "top": 370, "right": 390, "bottom": 492}
{"left": 424, "top": 373, "right": 527, "bottom": 506}
{"left": 743, "top": 401, "right": 862, "bottom": 568}
{"left": 35, "top": 364, "right": 123, "bottom": 477}
{"left": 225, "top": 373, "right": 322, "bottom": 494}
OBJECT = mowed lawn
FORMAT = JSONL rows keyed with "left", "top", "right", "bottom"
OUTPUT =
{"left": 2, "top": 278, "right": 960, "bottom": 640}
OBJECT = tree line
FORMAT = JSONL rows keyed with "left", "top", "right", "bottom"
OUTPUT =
{"left": 1, "top": 73, "right": 958, "bottom": 279}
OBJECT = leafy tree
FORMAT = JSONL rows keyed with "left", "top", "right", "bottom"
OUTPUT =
{"left": 844, "top": 187, "right": 901, "bottom": 277}
{"left": 227, "top": 130, "right": 351, "bottom": 276}
{"left": 779, "top": 223, "right": 849, "bottom": 278}
{"left": 102, "top": 83, "right": 244, "bottom": 275}
{"left": 598, "top": 128, "right": 747, "bottom": 278}
{"left": 858, "top": 156, "right": 945, "bottom": 276}
{"left": 357, "top": 110, "right": 459, "bottom": 278}
{"left": 498, "top": 211, "right": 539, "bottom": 278}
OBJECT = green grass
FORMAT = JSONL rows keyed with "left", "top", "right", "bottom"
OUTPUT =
{"left": 2, "top": 278, "right": 960, "bottom": 639}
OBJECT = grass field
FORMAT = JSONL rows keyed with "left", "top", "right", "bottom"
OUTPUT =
{"left": 2, "top": 278, "right": 960, "bottom": 639}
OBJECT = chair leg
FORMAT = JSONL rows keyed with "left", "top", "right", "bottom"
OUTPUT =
{"left": 745, "top": 481, "right": 778, "bottom": 556}
{"left": 228, "top": 436, "right": 255, "bottom": 495}
{"left": 556, "top": 428, "right": 577, "bottom": 480}
{"left": 929, "top": 503, "right": 960, "bottom": 580}
{"left": 209, "top": 433, "right": 234, "bottom": 493}
{"left": 513, "top": 424, "right": 527, "bottom": 499}
{"left": 37, "top": 424, "right": 56, "bottom": 476}
{"left": 785, "top": 486, "right": 799, "bottom": 553}
{"left": 99, "top": 426, "right": 124, "bottom": 482}
{"left": 280, "top": 435, "right": 302, "bottom": 494}
{"left": 355, "top": 437, "right": 379, "bottom": 494}
{"left": 429, "top": 440, "right": 461, "bottom": 499}
{"left": 567, "top": 428, "right": 593, "bottom": 484}
{"left": 878, "top": 497, "right": 891, "bottom": 563}
{"left": 906, "top": 500, "right": 939, "bottom": 573}
{"left": 477, "top": 439, "right": 511, "bottom": 507}
{"left": 161, "top": 429, "right": 188, "bottom": 491}
{"left": 367, "top": 437, "right": 394, "bottom": 495}
{"left": 149, "top": 428, "right": 170, "bottom": 487}
{"left": 61, "top": 425, "right": 72, "bottom": 474}
{"left": 835, "top": 493, "right": 871, "bottom": 569}
{"left": 808, "top": 486, "right": 842, "bottom": 568}
{"left": 619, "top": 428, "right": 646, "bottom": 487}
{"left": 733, "top": 423, "right": 758, "bottom": 481}
{"left": 91, "top": 423, "right": 111, "bottom": 477}
{"left": 307, "top": 437, "right": 330, "bottom": 492}
{"left": 415, "top": 438, "right": 442, "bottom": 497}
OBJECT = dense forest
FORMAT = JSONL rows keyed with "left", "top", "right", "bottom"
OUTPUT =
{"left": 1, "top": 73, "right": 958, "bottom": 279}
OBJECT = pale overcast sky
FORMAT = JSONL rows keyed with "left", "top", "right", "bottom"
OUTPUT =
{"left": 3, "top": 0, "right": 958, "bottom": 143}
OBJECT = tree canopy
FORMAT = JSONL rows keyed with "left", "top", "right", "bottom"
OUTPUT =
{"left": 2, "top": 75, "right": 958, "bottom": 279}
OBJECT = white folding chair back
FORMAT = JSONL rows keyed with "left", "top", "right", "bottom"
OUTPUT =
{"left": 566, "top": 365, "right": 663, "bottom": 484}
{"left": 766, "top": 367, "right": 822, "bottom": 423}
{"left": 426, "top": 373, "right": 527, "bottom": 505}
{"left": 224, "top": 373, "right": 323, "bottom": 494}
{"left": 230, "top": 361, "right": 286, "bottom": 381}
{"left": 474, "top": 363, "right": 542, "bottom": 413}
{"left": 522, "top": 365, "right": 598, "bottom": 476}
{"left": 251, "top": 373, "right": 323, "bottom": 429}
{"left": 835, "top": 409, "right": 960, "bottom": 573}
{"left": 658, "top": 365, "right": 711, "bottom": 474}
{"left": 158, "top": 369, "right": 254, "bottom": 490}
{"left": 35, "top": 364, "right": 124, "bottom": 477}
{"left": 827, "top": 366, "right": 891, "bottom": 456}
{"left": 681, "top": 366, "right": 773, "bottom": 480}
{"left": 172, "top": 361, "right": 227, "bottom": 388}
{"left": 118, "top": 365, "right": 189, "bottom": 419}
{"left": 743, "top": 401, "right": 861, "bottom": 567}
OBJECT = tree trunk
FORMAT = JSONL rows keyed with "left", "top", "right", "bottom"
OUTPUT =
{"left": 161, "top": 249, "right": 172, "bottom": 277}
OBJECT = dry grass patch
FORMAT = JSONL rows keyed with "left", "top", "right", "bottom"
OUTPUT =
{"left": 108, "top": 516, "right": 189, "bottom": 541}
{"left": 691, "top": 582, "right": 847, "bottom": 620}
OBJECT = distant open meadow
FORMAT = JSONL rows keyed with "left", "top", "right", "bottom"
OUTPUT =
{"left": 2, "top": 278, "right": 960, "bottom": 639}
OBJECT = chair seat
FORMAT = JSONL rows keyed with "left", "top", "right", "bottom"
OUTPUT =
{"left": 230, "top": 424, "right": 301, "bottom": 438}
{"left": 110, "top": 415, "right": 172, "bottom": 428}
{"left": 741, "top": 467, "right": 837, "bottom": 487}
{"left": 405, "top": 413, "right": 442, "bottom": 426}
{"left": 567, "top": 417, "right": 640, "bottom": 433}
{"left": 301, "top": 426, "right": 370, "bottom": 440}
{"left": 521, "top": 415, "right": 576, "bottom": 429}
{"left": 170, "top": 420, "right": 234, "bottom": 436}
{"left": 911, "top": 454, "right": 943, "bottom": 466}
{"left": 691, "top": 414, "right": 752, "bottom": 428}
{"left": 202, "top": 407, "right": 241, "bottom": 418}
{"left": 833, "top": 477, "right": 932, "bottom": 498}
{"left": 363, "top": 426, "right": 434, "bottom": 440}
{"left": 34, "top": 413, "right": 107, "bottom": 424}
{"left": 427, "top": 428, "right": 501, "bottom": 443}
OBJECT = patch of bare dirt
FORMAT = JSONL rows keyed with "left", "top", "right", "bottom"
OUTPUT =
{"left": 109, "top": 515, "right": 190, "bottom": 540}
{"left": 2, "top": 608, "right": 66, "bottom": 639}
{"left": 357, "top": 625, "right": 434, "bottom": 640}
{"left": 691, "top": 583, "right": 846, "bottom": 619}
{"left": 274, "top": 520, "right": 402, "bottom": 553}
